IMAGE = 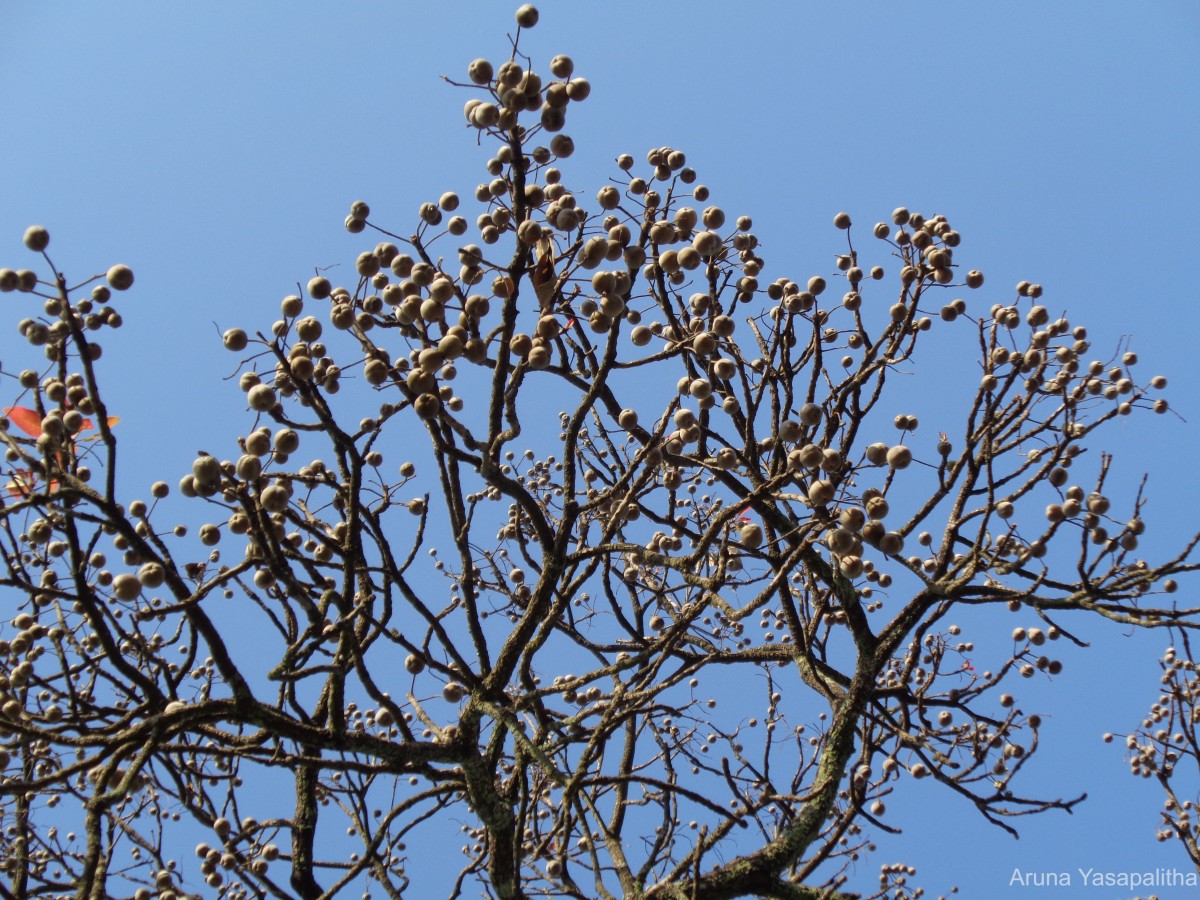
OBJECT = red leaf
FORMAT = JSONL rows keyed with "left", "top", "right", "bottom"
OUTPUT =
{"left": 3, "top": 407, "right": 43, "bottom": 437}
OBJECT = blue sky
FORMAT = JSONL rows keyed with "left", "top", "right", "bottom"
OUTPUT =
{"left": 3, "top": 2, "right": 1199, "bottom": 896}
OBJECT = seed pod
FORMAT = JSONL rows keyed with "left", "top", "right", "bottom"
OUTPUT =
{"left": 223, "top": 329, "right": 248, "bottom": 352}
{"left": 692, "top": 333, "right": 716, "bottom": 356}
{"left": 864, "top": 442, "right": 888, "bottom": 465}
{"left": 826, "top": 528, "right": 857, "bottom": 555}
{"left": 701, "top": 206, "right": 725, "bottom": 229}
{"left": 260, "top": 484, "right": 289, "bottom": 513}
{"left": 467, "top": 58, "right": 493, "bottom": 85}
{"left": 566, "top": 78, "right": 590, "bottom": 101}
{"left": 307, "top": 276, "right": 332, "bottom": 300}
{"left": 740, "top": 523, "right": 764, "bottom": 549}
{"left": 886, "top": 445, "right": 912, "bottom": 469}
{"left": 796, "top": 443, "right": 824, "bottom": 468}
{"left": 833, "top": 212, "right": 852, "bottom": 229}
{"left": 536, "top": 315, "right": 561, "bottom": 339}
{"left": 192, "top": 455, "right": 222, "bottom": 487}
{"left": 517, "top": 220, "right": 542, "bottom": 246}
{"left": 112, "top": 573, "right": 141, "bottom": 601}
{"left": 821, "top": 449, "right": 844, "bottom": 473}
{"left": 247, "top": 384, "right": 277, "bottom": 412}
{"left": 597, "top": 185, "right": 620, "bottom": 210}
{"left": 23, "top": 225, "right": 49, "bottom": 252}
{"left": 356, "top": 251, "right": 381, "bottom": 278}
{"left": 106, "top": 264, "right": 134, "bottom": 291}
{"left": 550, "top": 54, "right": 574, "bottom": 78}
{"left": 798, "top": 403, "right": 822, "bottom": 426}
{"left": 414, "top": 393, "right": 441, "bottom": 419}
{"left": 865, "top": 496, "right": 889, "bottom": 519}
{"left": 138, "top": 562, "right": 165, "bottom": 588}
{"left": 235, "top": 454, "right": 261, "bottom": 481}
{"left": 840, "top": 507, "right": 866, "bottom": 532}
{"left": 472, "top": 103, "right": 501, "bottom": 129}
{"left": 515, "top": 4, "right": 538, "bottom": 27}
{"left": 692, "top": 230, "right": 722, "bottom": 257}
{"left": 877, "top": 532, "right": 904, "bottom": 555}
{"left": 808, "top": 479, "right": 835, "bottom": 505}
{"left": 840, "top": 556, "right": 864, "bottom": 578}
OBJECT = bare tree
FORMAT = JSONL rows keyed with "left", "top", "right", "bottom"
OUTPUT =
{"left": 2, "top": 5, "right": 1198, "bottom": 899}
{"left": 1123, "top": 636, "right": 1200, "bottom": 873}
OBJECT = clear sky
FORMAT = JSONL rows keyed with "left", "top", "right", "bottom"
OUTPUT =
{"left": 2, "top": 2, "right": 1199, "bottom": 896}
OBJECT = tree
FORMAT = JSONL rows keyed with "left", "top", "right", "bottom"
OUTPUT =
{"left": 1125, "top": 640, "right": 1200, "bottom": 871}
{"left": 1, "top": 5, "right": 1197, "bottom": 898}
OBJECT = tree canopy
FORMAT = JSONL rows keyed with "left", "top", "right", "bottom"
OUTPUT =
{"left": 1, "top": 5, "right": 1198, "bottom": 899}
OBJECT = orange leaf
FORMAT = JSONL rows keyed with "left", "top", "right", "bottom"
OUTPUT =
{"left": 3, "top": 407, "right": 43, "bottom": 438}
{"left": 2, "top": 407, "right": 119, "bottom": 441}
{"left": 76, "top": 416, "right": 120, "bottom": 440}
{"left": 3, "top": 470, "right": 57, "bottom": 498}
